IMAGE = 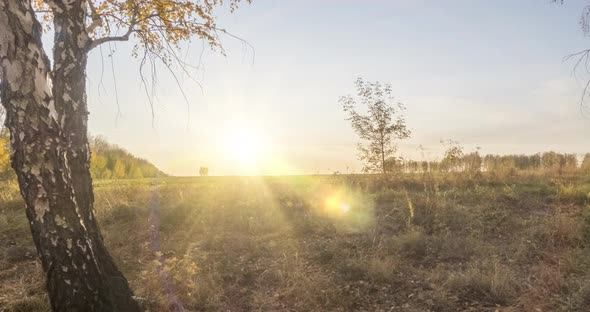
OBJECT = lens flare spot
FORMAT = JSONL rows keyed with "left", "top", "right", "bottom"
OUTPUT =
{"left": 319, "top": 188, "right": 374, "bottom": 232}
{"left": 324, "top": 193, "right": 351, "bottom": 215}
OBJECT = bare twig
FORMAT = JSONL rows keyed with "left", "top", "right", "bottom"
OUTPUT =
{"left": 139, "top": 49, "right": 156, "bottom": 127}
{"left": 564, "top": 49, "right": 590, "bottom": 115}
{"left": 108, "top": 43, "right": 122, "bottom": 124}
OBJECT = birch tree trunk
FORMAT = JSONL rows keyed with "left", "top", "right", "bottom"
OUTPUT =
{"left": 0, "top": 0, "right": 140, "bottom": 310}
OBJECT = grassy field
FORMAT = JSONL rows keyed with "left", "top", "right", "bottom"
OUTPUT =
{"left": 1, "top": 173, "right": 590, "bottom": 311}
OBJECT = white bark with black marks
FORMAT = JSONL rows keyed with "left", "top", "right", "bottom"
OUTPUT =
{"left": 0, "top": 0, "right": 140, "bottom": 311}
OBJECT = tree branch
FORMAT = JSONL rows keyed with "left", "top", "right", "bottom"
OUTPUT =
{"left": 89, "top": 29, "right": 133, "bottom": 50}
{"left": 88, "top": 4, "right": 141, "bottom": 51}
{"left": 85, "top": 0, "right": 103, "bottom": 33}
{"left": 564, "top": 48, "right": 590, "bottom": 114}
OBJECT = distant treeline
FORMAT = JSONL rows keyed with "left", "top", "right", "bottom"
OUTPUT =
{"left": 89, "top": 136, "right": 165, "bottom": 179}
{"left": 0, "top": 133, "right": 165, "bottom": 181}
{"left": 387, "top": 152, "right": 590, "bottom": 175}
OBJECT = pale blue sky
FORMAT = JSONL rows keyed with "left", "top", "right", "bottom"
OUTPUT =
{"left": 81, "top": 0, "right": 590, "bottom": 176}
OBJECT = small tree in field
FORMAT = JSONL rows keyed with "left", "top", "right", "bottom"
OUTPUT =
{"left": 440, "top": 139, "right": 465, "bottom": 173}
{"left": 341, "top": 78, "right": 411, "bottom": 174}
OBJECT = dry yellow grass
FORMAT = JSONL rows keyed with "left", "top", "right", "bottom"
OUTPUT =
{"left": 1, "top": 173, "right": 589, "bottom": 311}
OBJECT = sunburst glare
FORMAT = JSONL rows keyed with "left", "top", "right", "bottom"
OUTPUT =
{"left": 220, "top": 125, "right": 271, "bottom": 174}
{"left": 225, "top": 129, "right": 264, "bottom": 163}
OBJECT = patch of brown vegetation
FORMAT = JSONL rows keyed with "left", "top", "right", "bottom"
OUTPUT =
{"left": 1, "top": 174, "right": 589, "bottom": 311}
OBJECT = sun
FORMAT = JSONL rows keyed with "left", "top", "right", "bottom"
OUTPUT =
{"left": 223, "top": 127, "right": 267, "bottom": 166}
